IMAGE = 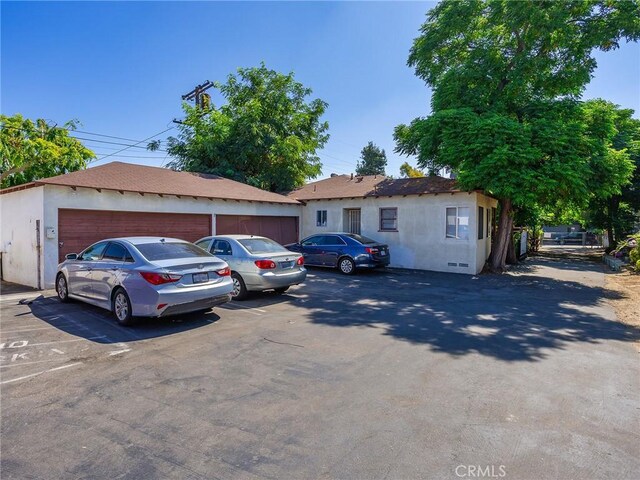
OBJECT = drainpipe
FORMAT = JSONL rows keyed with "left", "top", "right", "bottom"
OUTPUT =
{"left": 36, "top": 220, "right": 42, "bottom": 290}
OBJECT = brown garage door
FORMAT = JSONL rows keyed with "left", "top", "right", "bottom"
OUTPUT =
{"left": 215, "top": 215, "right": 298, "bottom": 245}
{"left": 58, "top": 209, "right": 211, "bottom": 262}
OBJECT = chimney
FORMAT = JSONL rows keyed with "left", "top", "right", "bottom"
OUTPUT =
{"left": 350, "top": 173, "right": 354, "bottom": 180}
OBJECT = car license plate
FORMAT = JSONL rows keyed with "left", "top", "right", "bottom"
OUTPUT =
{"left": 380, "top": 250, "right": 386, "bottom": 256}
{"left": 192, "top": 272, "right": 209, "bottom": 284}
{"left": 280, "top": 261, "right": 294, "bottom": 269}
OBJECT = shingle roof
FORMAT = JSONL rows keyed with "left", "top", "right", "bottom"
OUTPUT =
{"left": 287, "top": 174, "right": 460, "bottom": 201}
{"left": 1, "top": 161, "right": 299, "bottom": 204}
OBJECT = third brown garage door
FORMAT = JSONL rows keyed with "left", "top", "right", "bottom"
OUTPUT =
{"left": 215, "top": 215, "right": 298, "bottom": 245}
{"left": 58, "top": 209, "right": 212, "bottom": 262}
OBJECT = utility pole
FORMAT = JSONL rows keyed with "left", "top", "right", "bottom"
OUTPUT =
{"left": 181, "top": 81, "right": 214, "bottom": 109}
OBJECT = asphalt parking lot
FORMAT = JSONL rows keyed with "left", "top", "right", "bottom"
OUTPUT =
{"left": 1, "top": 256, "right": 639, "bottom": 480}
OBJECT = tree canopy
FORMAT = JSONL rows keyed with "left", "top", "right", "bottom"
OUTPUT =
{"left": 581, "top": 100, "right": 640, "bottom": 245}
{"left": 355, "top": 141, "right": 387, "bottom": 176}
{"left": 0, "top": 114, "right": 94, "bottom": 188}
{"left": 154, "top": 63, "right": 329, "bottom": 192}
{"left": 399, "top": 161, "right": 424, "bottom": 178}
{"left": 395, "top": 0, "right": 640, "bottom": 270}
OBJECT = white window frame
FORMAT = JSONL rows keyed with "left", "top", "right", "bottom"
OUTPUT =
{"left": 446, "top": 206, "right": 470, "bottom": 240}
{"left": 316, "top": 210, "right": 328, "bottom": 227}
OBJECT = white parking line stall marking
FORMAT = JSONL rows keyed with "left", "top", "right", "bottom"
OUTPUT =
{"left": 0, "top": 325, "right": 75, "bottom": 334}
{"left": 0, "top": 362, "right": 82, "bottom": 385}
{"left": 221, "top": 304, "right": 263, "bottom": 316}
{"left": 0, "top": 358, "right": 71, "bottom": 368}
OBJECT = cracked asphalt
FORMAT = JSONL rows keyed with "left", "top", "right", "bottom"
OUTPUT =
{"left": 1, "top": 253, "right": 639, "bottom": 479}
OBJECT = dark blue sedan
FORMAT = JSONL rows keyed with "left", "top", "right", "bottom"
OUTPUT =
{"left": 285, "top": 233, "right": 390, "bottom": 274}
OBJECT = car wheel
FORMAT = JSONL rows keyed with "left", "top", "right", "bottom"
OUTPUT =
{"left": 338, "top": 257, "right": 356, "bottom": 275}
{"left": 56, "top": 274, "right": 70, "bottom": 303}
{"left": 274, "top": 286, "right": 289, "bottom": 294}
{"left": 231, "top": 273, "right": 249, "bottom": 301}
{"left": 112, "top": 288, "right": 134, "bottom": 326}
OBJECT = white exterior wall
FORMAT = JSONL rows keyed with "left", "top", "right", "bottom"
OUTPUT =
{"left": 0, "top": 186, "right": 45, "bottom": 288}
{"left": 39, "top": 185, "right": 301, "bottom": 288}
{"left": 300, "top": 192, "right": 497, "bottom": 275}
{"left": 473, "top": 193, "right": 499, "bottom": 273}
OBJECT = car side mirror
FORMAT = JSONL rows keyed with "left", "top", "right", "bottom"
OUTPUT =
{"left": 65, "top": 253, "right": 78, "bottom": 260}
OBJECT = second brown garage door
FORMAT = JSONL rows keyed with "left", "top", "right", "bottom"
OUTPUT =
{"left": 215, "top": 215, "right": 298, "bottom": 245}
{"left": 58, "top": 209, "right": 212, "bottom": 262}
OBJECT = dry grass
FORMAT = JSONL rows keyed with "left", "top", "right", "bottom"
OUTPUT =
{"left": 604, "top": 267, "right": 640, "bottom": 329}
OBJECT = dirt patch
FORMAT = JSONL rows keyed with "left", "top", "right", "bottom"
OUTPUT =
{"left": 604, "top": 268, "right": 640, "bottom": 330}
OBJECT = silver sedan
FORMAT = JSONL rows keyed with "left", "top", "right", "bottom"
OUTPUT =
{"left": 195, "top": 235, "right": 306, "bottom": 300}
{"left": 56, "top": 237, "right": 233, "bottom": 325}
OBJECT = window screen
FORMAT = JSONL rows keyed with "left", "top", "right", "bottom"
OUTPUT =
{"left": 446, "top": 207, "right": 469, "bottom": 240}
{"left": 380, "top": 208, "right": 398, "bottom": 231}
{"left": 316, "top": 210, "right": 327, "bottom": 227}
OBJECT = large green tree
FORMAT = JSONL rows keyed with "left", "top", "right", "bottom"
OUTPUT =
{"left": 154, "top": 63, "right": 329, "bottom": 192}
{"left": 582, "top": 100, "right": 640, "bottom": 247}
{"left": 395, "top": 0, "right": 640, "bottom": 271}
{"left": 356, "top": 141, "right": 387, "bottom": 176}
{"left": 0, "top": 114, "right": 94, "bottom": 188}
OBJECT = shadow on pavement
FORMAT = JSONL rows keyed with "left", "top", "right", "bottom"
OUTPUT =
{"left": 20, "top": 295, "right": 220, "bottom": 344}
{"left": 302, "top": 257, "right": 638, "bottom": 362}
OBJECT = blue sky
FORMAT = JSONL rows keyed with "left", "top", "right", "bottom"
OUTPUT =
{"left": 2, "top": 1, "right": 639, "bottom": 179}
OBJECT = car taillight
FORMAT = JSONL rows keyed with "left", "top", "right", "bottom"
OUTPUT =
{"left": 296, "top": 256, "right": 304, "bottom": 266}
{"left": 139, "top": 272, "right": 182, "bottom": 285}
{"left": 365, "top": 247, "right": 379, "bottom": 254}
{"left": 216, "top": 266, "right": 231, "bottom": 277}
{"left": 254, "top": 259, "right": 277, "bottom": 269}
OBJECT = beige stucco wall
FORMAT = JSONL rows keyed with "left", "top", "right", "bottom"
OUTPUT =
{"left": 39, "top": 185, "right": 301, "bottom": 288}
{"left": 0, "top": 186, "right": 45, "bottom": 288}
{"left": 299, "top": 192, "right": 497, "bottom": 275}
{"left": 474, "top": 193, "right": 499, "bottom": 273}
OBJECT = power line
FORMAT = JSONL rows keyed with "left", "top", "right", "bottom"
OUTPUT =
{"left": 71, "top": 130, "right": 144, "bottom": 143}
{"left": 91, "top": 126, "right": 175, "bottom": 164}
{"left": 1, "top": 123, "right": 171, "bottom": 153}
{"left": 93, "top": 153, "right": 171, "bottom": 159}
{"left": 69, "top": 135, "right": 167, "bottom": 150}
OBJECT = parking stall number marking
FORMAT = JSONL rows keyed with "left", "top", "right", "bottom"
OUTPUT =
{"left": 0, "top": 340, "right": 68, "bottom": 364}
{"left": 0, "top": 340, "right": 30, "bottom": 349}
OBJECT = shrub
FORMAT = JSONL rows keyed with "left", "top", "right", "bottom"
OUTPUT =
{"left": 615, "top": 233, "right": 640, "bottom": 273}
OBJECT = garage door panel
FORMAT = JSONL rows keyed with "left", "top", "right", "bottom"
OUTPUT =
{"left": 215, "top": 215, "right": 298, "bottom": 245}
{"left": 58, "top": 209, "right": 211, "bottom": 262}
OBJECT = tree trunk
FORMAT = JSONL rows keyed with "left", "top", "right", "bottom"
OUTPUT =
{"left": 489, "top": 198, "right": 514, "bottom": 272}
{"left": 506, "top": 230, "right": 518, "bottom": 264}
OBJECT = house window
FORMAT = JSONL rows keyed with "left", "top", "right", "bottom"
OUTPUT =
{"left": 478, "top": 206, "right": 484, "bottom": 239}
{"left": 379, "top": 208, "right": 398, "bottom": 231}
{"left": 316, "top": 210, "right": 327, "bottom": 227}
{"left": 446, "top": 207, "right": 470, "bottom": 240}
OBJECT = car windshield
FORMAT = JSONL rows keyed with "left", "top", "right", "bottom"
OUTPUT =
{"left": 135, "top": 242, "right": 213, "bottom": 261}
{"left": 345, "top": 234, "right": 377, "bottom": 245}
{"left": 238, "top": 237, "right": 288, "bottom": 254}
